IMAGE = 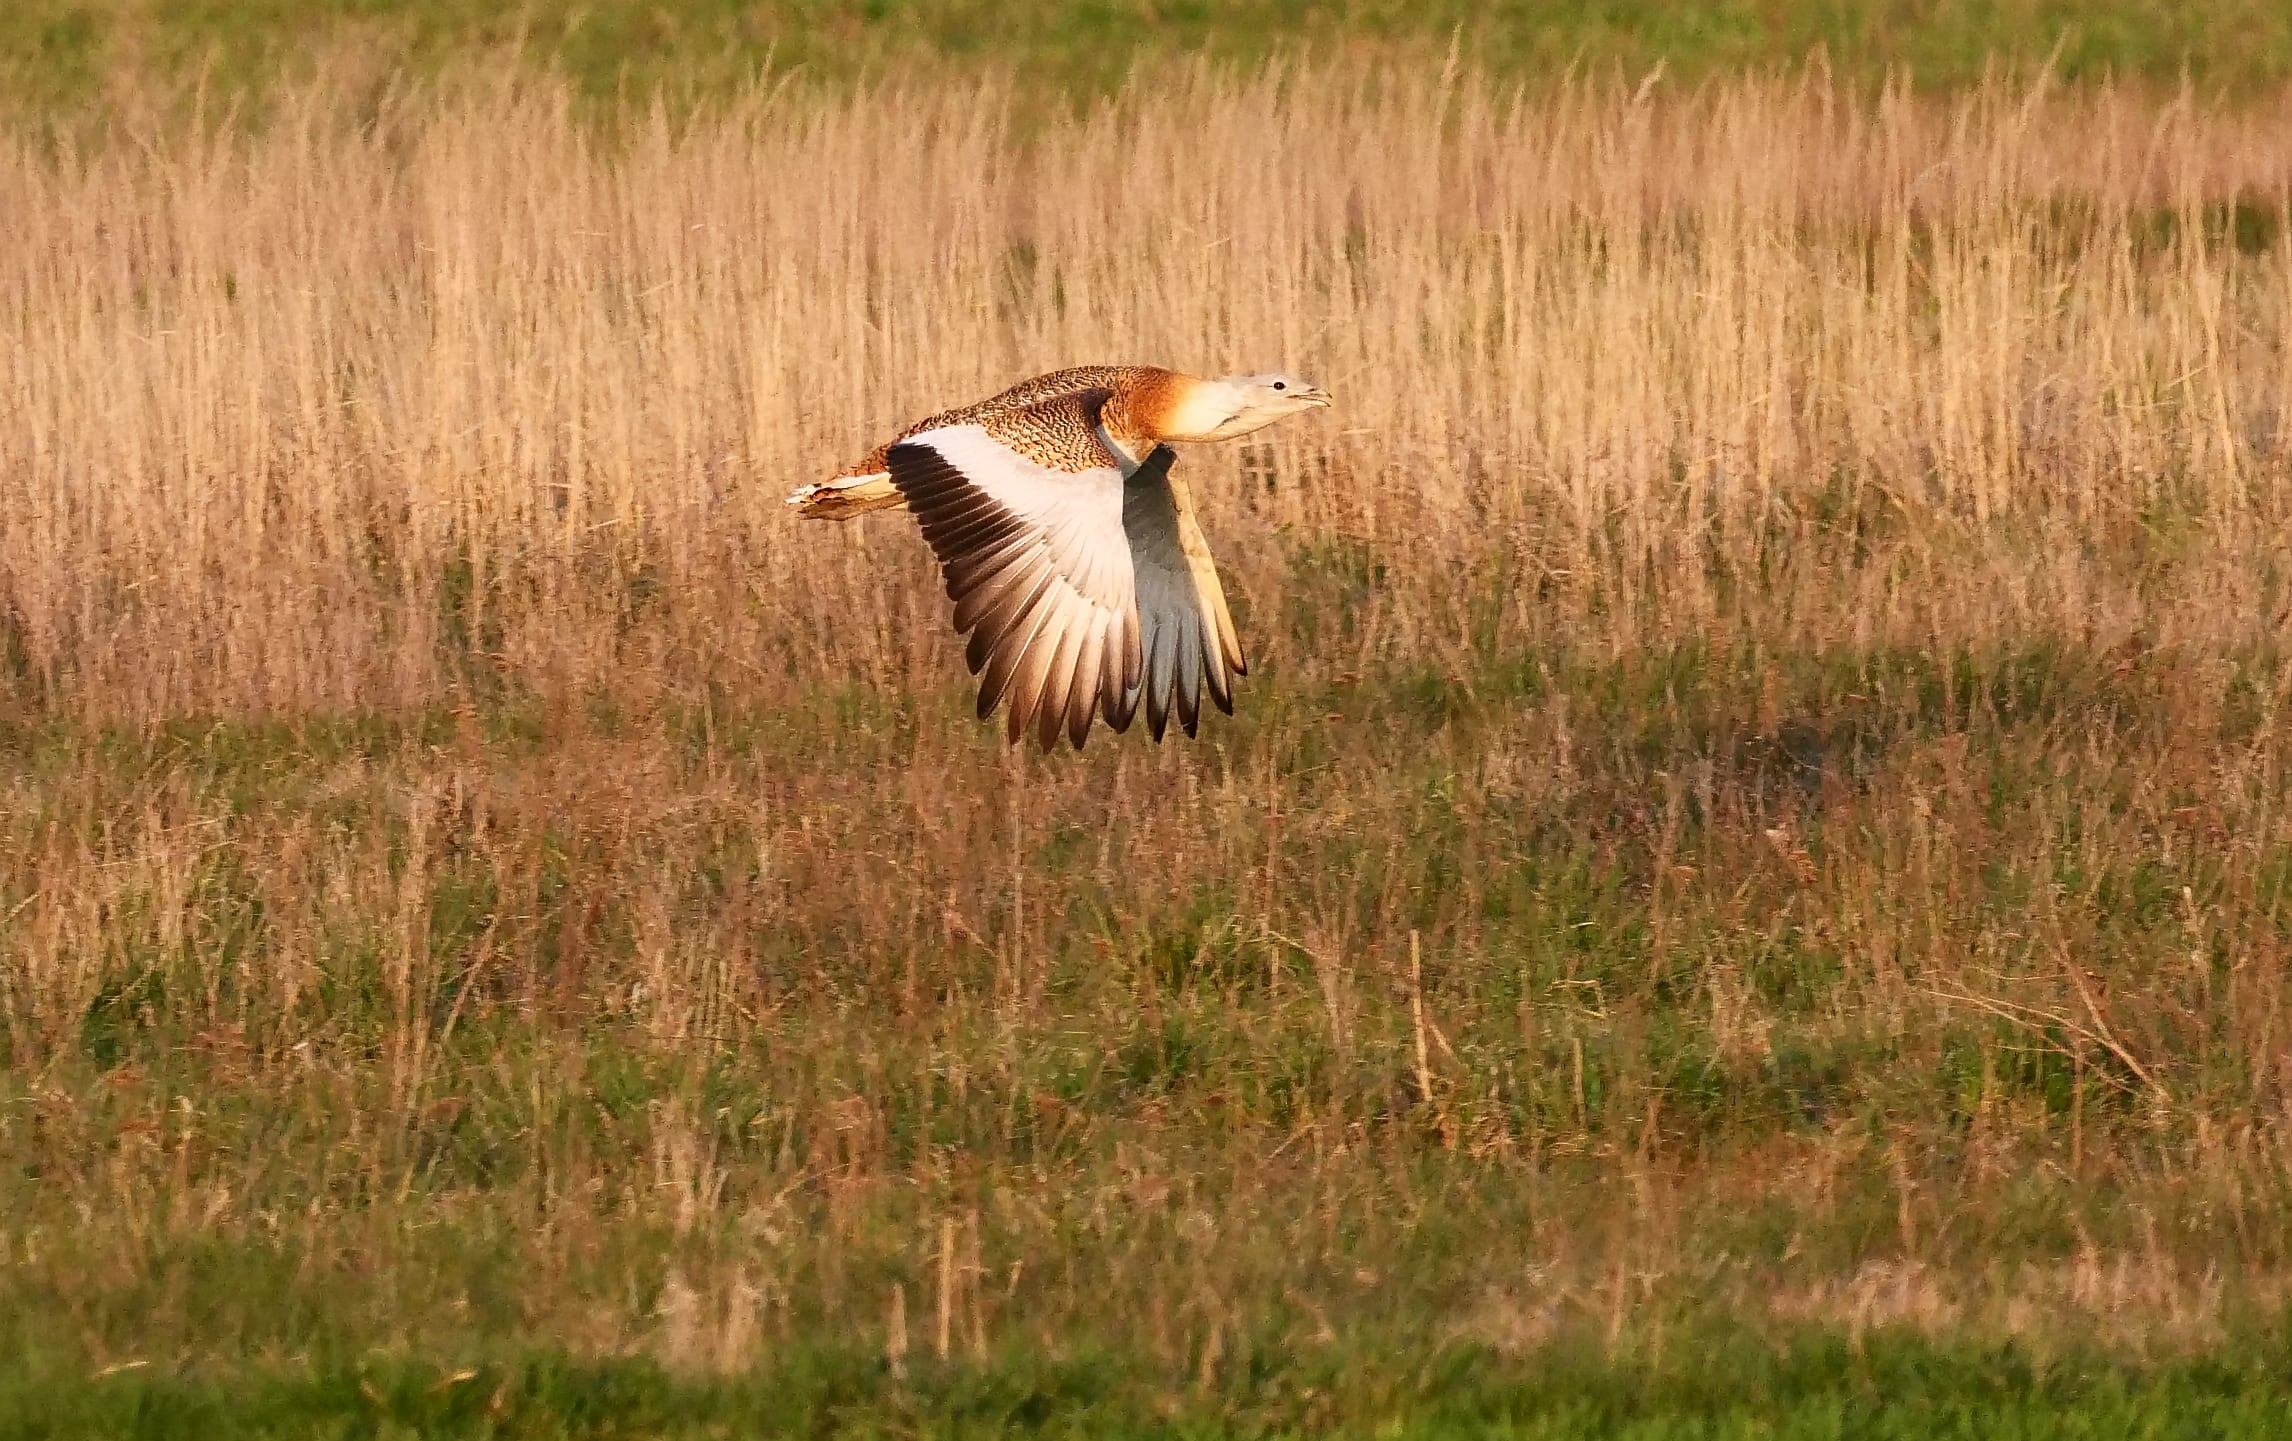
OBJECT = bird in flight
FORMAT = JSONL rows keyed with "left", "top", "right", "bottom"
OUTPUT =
{"left": 787, "top": 365, "right": 1330, "bottom": 750}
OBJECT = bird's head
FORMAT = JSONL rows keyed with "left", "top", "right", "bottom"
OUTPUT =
{"left": 1161, "top": 371, "right": 1332, "bottom": 442}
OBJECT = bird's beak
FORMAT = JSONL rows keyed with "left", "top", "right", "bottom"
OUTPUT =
{"left": 1298, "top": 384, "right": 1332, "bottom": 409}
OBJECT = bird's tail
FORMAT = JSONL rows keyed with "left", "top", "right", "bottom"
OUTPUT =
{"left": 785, "top": 471, "right": 906, "bottom": 520}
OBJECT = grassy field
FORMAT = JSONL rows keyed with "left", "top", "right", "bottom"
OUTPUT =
{"left": 12, "top": 1339, "right": 2292, "bottom": 1436}
{"left": 5, "top": 0, "right": 2292, "bottom": 110}
{"left": 6, "top": 43, "right": 2292, "bottom": 1435}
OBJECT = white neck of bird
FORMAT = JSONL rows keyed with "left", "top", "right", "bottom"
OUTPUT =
{"left": 1154, "top": 380, "right": 1248, "bottom": 443}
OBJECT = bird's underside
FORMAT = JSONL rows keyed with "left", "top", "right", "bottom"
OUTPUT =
{"left": 789, "top": 364, "right": 1325, "bottom": 751}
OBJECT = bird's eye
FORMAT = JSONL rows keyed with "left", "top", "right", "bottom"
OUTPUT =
{"left": 1272, "top": 381, "right": 1286, "bottom": 391}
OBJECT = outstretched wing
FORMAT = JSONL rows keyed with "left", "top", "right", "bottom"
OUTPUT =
{"left": 888, "top": 392, "right": 1246, "bottom": 750}
{"left": 1115, "top": 455, "right": 1247, "bottom": 741}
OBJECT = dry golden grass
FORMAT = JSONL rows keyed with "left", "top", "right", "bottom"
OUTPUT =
{"left": 8, "top": 66, "right": 2292, "bottom": 719}
{"left": 4, "top": 61, "right": 2292, "bottom": 1379}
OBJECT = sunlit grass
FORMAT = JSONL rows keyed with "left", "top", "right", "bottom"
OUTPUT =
{"left": 4, "top": 56, "right": 2292, "bottom": 1415}
{"left": 5, "top": 0, "right": 2292, "bottom": 113}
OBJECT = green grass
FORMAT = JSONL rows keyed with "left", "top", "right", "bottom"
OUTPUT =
{"left": 3, "top": 0, "right": 2291, "bottom": 112}
{"left": 8, "top": 1337, "right": 2292, "bottom": 1438}
{"left": 5, "top": 639, "right": 2291, "bottom": 1424}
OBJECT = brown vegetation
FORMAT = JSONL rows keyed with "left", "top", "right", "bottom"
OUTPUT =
{"left": 3, "top": 64, "right": 2292, "bottom": 1374}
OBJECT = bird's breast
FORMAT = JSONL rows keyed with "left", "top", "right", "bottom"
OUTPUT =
{"left": 1093, "top": 423, "right": 1158, "bottom": 475}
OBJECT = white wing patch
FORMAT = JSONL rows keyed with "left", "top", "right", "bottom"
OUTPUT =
{"left": 889, "top": 416, "right": 1246, "bottom": 749}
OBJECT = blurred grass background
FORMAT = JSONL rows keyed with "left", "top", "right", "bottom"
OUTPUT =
{"left": 17, "top": 1336, "right": 2292, "bottom": 1437}
{"left": 5, "top": 0, "right": 2292, "bottom": 112}
{"left": 8, "top": 3, "right": 2292, "bottom": 1435}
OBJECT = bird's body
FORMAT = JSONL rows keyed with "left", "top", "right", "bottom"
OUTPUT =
{"left": 787, "top": 364, "right": 1329, "bottom": 750}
